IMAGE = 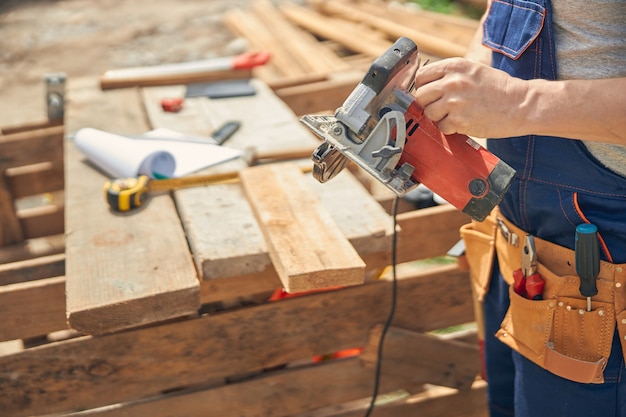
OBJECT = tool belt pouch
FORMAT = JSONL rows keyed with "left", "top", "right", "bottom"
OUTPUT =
{"left": 459, "top": 210, "right": 498, "bottom": 302}
{"left": 494, "top": 217, "right": 615, "bottom": 384}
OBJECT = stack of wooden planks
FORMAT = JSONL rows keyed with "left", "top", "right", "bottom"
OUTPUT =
{"left": 224, "top": 0, "right": 481, "bottom": 114}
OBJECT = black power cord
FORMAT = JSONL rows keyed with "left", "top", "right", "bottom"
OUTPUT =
{"left": 364, "top": 195, "right": 400, "bottom": 417}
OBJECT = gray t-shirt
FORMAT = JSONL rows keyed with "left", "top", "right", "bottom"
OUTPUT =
{"left": 552, "top": 0, "right": 626, "bottom": 177}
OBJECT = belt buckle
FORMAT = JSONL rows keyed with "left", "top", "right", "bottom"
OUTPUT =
{"left": 497, "top": 217, "right": 519, "bottom": 247}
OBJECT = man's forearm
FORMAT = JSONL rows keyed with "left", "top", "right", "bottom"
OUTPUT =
{"left": 520, "top": 77, "right": 626, "bottom": 144}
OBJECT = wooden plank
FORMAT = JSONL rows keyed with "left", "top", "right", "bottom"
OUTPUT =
{"left": 0, "top": 265, "right": 472, "bottom": 416}
{"left": 64, "top": 83, "right": 200, "bottom": 335}
{"left": 323, "top": 0, "right": 479, "bottom": 48}
{"left": 0, "top": 125, "right": 64, "bottom": 170}
{"left": 199, "top": 266, "right": 281, "bottom": 303}
{"left": 72, "top": 357, "right": 424, "bottom": 417}
{"left": 100, "top": 66, "right": 253, "bottom": 90}
{"left": 326, "top": 383, "right": 488, "bottom": 417}
{"left": 240, "top": 163, "right": 366, "bottom": 292}
{"left": 0, "top": 118, "right": 62, "bottom": 136}
{"left": 274, "top": 71, "right": 363, "bottom": 116}
{"left": 396, "top": 205, "right": 469, "bottom": 263}
{"left": 304, "top": 171, "right": 392, "bottom": 257}
{"left": 224, "top": 8, "right": 308, "bottom": 78}
{"left": 0, "top": 253, "right": 65, "bottom": 286}
{"left": 0, "top": 175, "right": 23, "bottom": 245}
{"left": 280, "top": 3, "right": 392, "bottom": 57}
{"left": 18, "top": 203, "right": 64, "bottom": 240}
{"left": 357, "top": 204, "right": 469, "bottom": 271}
{"left": 360, "top": 325, "right": 480, "bottom": 390}
{"left": 5, "top": 161, "right": 64, "bottom": 198}
{"left": 251, "top": 0, "right": 350, "bottom": 75}
{"left": 0, "top": 233, "right": 64, "bottom": 264}
{"left": 310, "top": 1, "right": 469, "bottom": 58}
{"left": 0, "top": 276, "right": 67, "bottom": 342}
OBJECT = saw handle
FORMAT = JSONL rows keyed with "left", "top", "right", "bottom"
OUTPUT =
{"left": 361, "top": 37, "right": 419, "bottom": 95}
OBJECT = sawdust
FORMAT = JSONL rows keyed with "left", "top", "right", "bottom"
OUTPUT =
{"left": 0, "top": 0, "right": 258, "bottom": 125}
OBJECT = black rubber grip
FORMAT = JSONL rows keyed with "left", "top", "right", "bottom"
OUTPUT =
{"left": 575, "top": 223, "right": 600, "bottom": 297}
{"left": 360, "top": 37, "right": 418, "bottom": 94}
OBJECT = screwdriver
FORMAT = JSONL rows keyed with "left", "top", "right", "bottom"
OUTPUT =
{"left": 575, "top": 223, "right": 600, "bottom": 311}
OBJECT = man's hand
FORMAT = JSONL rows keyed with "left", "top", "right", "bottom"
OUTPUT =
{"left": 413, "top": 58, "right": 526, "bottom": 138}
{"left": 413, "top": 57, "right": 626, "bottom": 144}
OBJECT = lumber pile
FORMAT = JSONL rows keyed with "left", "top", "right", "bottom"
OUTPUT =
{"left": 224, "top": 0, "right": 481, "bottom": 114}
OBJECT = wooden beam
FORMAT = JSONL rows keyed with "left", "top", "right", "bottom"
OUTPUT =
{"left": 310, "top": 1, "right": 468, "bottom": 58}
{"left": 331, "top": 383, "right": 488, "bottom": 417}
{"left": 360, "top": 325, "right": 481, "bottom": 390}
{"left": 0, "top": 276, "right": 67, "bottom": 342}
{"left": 274, "top": 72, "right": 362, "bottom": 116}
{"left": 0, "top": 253, "right": 65, "bottom": 286}
{"left": 280, "top": 2, "right": 392, "bottom": 57}
{"left": 0, "top": 125, "right": 64, "bottom": 171}
{"left": 0, "top": 119, "right": 62, "bottom": 136}
{"left": 69, "top": 357, "right": 424, "bottom": 417}
{"left": 396, "top": 204, "right": 469, "bottom": 264}
{"left": 5, "top": 161, "right": 64, "bottom": 199}
{"left": 322, "top": 0, "right": 479, "bottom": 48}
{"left": 0, "top": 174, "right": 23, "bottom": 245}
{"left": 0, "top": 233, "right": 64, "bottom": 265}
{"left": 359, "top": 204, "right": 469, "bottom": 271}
{"left": 99, "top": 66, "right": 253, "bottom": 91}
{"left": 224, "top": 8, "right": 308, "bottom": 78}
{"left": 239, "top": 163, "right": 366, "bottom": 292}
{"left": 18, "top": 203, "right": 64, "bottom": 241}
{"left": 251, "top": 0, "right": 349, "bottom": 75}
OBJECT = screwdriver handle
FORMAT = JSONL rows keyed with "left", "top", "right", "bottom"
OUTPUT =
{"left": 575, "top": 223, "right": 600, "bottom": 298}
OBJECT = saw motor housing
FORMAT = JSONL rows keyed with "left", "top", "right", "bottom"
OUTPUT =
{"left": 301, "top": 37, "right": 516, "bottom": 222}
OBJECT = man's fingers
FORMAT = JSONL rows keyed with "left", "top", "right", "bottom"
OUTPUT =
{"left": 422, "top": 100, "right": 448, "bottom": 124}
{"left": 414, "top": 61, "right": 446, "bottom": 88}
{"left": 414, "top": 83, "right": 444, "bottom": 110}
{"left": 436, "top": 118, "right": 458, "bottom": 135}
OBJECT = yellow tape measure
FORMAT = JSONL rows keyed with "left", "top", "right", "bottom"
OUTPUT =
{"left": 104, "top": 171, "right": 240, "bottom": 213}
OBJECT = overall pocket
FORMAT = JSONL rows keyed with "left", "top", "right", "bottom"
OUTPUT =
{"left": 482, "top": 0, "right": 546, "bottom": 59}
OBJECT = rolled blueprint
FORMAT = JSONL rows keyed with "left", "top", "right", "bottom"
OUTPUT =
{"left": 74, "top": 127, "right": 176, "bottom": 179}
{"left": 74, "top": 127, "right": 243, "bottom": 179}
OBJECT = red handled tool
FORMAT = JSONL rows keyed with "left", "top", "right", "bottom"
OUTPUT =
{"left": 522, "top": 235, "right": 544, "bottom": 300}
{"left": 100, "top": 51, "right": 271, "bottom": 90}
{"left": 512, "top": 235, "right": 544, "bottom": 299}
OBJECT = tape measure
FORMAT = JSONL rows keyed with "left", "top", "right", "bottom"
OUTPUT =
{"left": 104, "top": 171, "right": 240, "bottom": 213}
{"left": 104, "top": 163, "right": 314, "bottom": 213}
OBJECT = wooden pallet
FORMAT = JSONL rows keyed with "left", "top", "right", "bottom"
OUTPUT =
{"left": 0, "top": 17, "right": 487, "bottom": 413}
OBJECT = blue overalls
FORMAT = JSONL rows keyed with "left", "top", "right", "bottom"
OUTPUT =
{"left": 480, "top": 0, "right": 626, "bottom": 416}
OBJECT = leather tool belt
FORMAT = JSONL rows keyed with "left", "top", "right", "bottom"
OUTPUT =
{"left": 461, "top": 208, "right": 626, "bottom": 384}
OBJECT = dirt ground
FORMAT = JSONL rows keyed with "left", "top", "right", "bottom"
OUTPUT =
{"left": 0, "top": 0, "right": 260, "bottom": 126}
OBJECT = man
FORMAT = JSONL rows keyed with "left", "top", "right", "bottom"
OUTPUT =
{"left": 413, "top": 0, "right": 626, "bottom": 416}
